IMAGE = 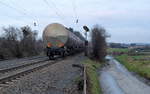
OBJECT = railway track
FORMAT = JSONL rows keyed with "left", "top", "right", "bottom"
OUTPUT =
{"left": 0, "top": 59, "right": 57, "bottom": 86}
{"left": 0, "top": 59, "right": 48, "bottom": 73}
{"left": 0, "top": 56, "right": 45, "bottom": 63}
{"left": 0, "top": 56, "right": 48, "bottom": 70}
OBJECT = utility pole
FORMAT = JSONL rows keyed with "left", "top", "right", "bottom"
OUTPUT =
{"left": 83, "top": 26, "right": 89, "bottom": 56}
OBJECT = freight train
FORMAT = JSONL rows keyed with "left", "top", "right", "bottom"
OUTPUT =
{"left": 43, "top": 23, "right": 85, "bottom": 59}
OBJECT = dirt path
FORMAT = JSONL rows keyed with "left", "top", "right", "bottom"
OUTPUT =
{"left": 99, "top": 56, "right": 150, "bottom": 94}
{"left": 0, "top": 54, "right": 86, "bottom": 94}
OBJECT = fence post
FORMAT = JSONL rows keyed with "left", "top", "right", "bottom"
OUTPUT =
{"left": 83, "top": 65, "right": 87, "bottom": 94}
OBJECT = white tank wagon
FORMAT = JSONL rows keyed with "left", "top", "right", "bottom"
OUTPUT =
{"left": 43, "top": 23, "right": 85, "bottom": 59}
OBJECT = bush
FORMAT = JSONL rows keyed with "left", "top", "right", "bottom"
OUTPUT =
{"left": 91, "top": 25, "right": 107, "bottom": 62}
{"left": 0, "top": 26, "right": 44, "bottom": 59}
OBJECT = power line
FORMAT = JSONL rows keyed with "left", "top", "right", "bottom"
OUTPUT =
{"left": 71, "top": 0, "right": 79, "bottom": 24}
{"left": 70, "top": 0, "right": 80, "bottom": 31}
{"left": 8, "top": 0, "right": 35, "bottom": 19}
{"left": 42, "top": 0, "right": 64, "bottom": 20}
{"left": 0, "top": 1, "right": 38, "bottom": 26}
{"left": 72, "top": 0, "right": 77, "bottom": 20}
{"left": 48, "top": 0, "right": 65, "bottom": 17}
{"left": 0, "top": 1, "right": 27, "bottom": 16}
{"left": 7, "top": 0, "right": 38, "bottom": 26}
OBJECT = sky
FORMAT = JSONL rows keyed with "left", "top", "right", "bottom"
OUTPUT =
{"left": 0, "top": 0, "right": 150, "bottom": 43}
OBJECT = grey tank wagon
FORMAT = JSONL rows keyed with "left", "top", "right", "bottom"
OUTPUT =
{"left": 43, "top": 23, "right": 85, "bottom": 59}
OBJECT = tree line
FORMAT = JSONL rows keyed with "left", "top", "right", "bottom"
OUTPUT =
{"left": 0, "top": 26, "right": 43, "bottom": 60}
{"left": 0, "top": 24, "right": 108, "bottom": 62}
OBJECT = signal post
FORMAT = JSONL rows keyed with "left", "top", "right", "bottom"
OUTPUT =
{"left": 83, "top": 26, "right": 89, "bottom": 56}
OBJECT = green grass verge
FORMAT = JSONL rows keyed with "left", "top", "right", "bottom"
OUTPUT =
{"left": 115, "top": 55, "right": 150, "bottom": 79}
{"left": 83, "top": 59, "right": 102, "bottom": 94}
{"left": 107, "top": 48, "right": 129, "bottom": 53}
{"left": 131, "top": 55, "right": 144, "bottom": 60}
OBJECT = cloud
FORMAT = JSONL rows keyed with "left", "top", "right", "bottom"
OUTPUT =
{"left": 0, "top": 0, "right": 150, "bottom": 43}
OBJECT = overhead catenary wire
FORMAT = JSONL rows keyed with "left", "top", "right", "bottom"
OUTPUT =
{"left": 8, "top": 0, "right": 39, "bottom": 26}
{"left": 42, "top": 0, "right": 72, "bottom": 25}
{"left": 48, "top": 0, "right": 65, "bottom": 18}
{"left": 0, "top": 0, "right": 37, "bottom": 26}
{"left": 8, "top": 0, "right": 29, "bottom": 14}
{"left": 71, "top": 0, "right": 79, "bottom": 24}
{"left": 42, "top": 0, "right": 64, "bottom": 20}
{"left": 70, "top": 0, "right": 80, "bottom": 31}
{"left": 8, "top": 0, "right": 37, "bottom": 20}
{"left": 72, "top": 0, "right": 79, "bottom": 24}
{"left": 0, "top": 1, "right": 27, "bottom": 16}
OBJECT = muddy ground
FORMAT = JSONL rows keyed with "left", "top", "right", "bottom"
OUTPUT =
{"left": 100, "top": 56, "right": 150, "bottom": 94}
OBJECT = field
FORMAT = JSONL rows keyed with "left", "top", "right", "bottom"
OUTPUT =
{"left": 108, "top": 47, "right": 150, "bottom": 80}
{"left": 115, "top": 55, "right": 150, "bottom": 79}
{"left": 107, "top": 48, "right": 129, "bottom": 53}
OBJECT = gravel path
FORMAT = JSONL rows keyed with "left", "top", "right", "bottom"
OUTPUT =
{"left": 0, "top": 54, "right": 86, "bottom": 94}
{"left": 99, "top": 56, "right": 150, "bottom": 94}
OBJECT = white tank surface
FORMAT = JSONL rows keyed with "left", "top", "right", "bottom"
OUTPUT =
{"left": 43, "top": 23, "right": 84, "bottom": 48}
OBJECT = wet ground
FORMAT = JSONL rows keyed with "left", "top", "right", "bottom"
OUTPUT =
{"left": 99, "top": 56, "right": 150, "bottom": 94}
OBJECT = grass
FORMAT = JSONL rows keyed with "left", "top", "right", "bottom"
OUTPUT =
{"left": 107, "top": 48, "right": 129, "bottom": 53}
{"left": 115, "top": 55, "right": 150, "bottom": 79}
{"left": 131, "top": 55, "right": 144, "bottom": 60}
{"left": 83, "top": 59, "right": 102, "bottom": 94}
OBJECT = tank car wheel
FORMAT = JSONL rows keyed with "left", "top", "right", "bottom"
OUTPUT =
{"left": 49, "top": 55, "right": 54, "bottom": 60}
{"left": 61, "top": 52, "right": 65, "bottom": 58}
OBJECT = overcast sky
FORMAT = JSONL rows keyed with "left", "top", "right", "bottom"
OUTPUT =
{"left": 0, "top": 0, "right": 150, "bottom": 43}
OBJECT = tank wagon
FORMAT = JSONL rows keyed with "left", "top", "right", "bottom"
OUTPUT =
{"left": 43, "top": 23, "right": 84, "bottom": 59}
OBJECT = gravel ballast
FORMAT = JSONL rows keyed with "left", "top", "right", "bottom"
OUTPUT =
{"left": 0, "top": 56, "right": 47, "bottom": 70}
{"left": 0, "top": 54, "right": 86, "bottom": 94}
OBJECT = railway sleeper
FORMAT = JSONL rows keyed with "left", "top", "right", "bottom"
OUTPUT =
{"left": 0, "top": 62, "right": 53, "bottom": 85}
{"left": 0, "top": 59, "right": 48, "bottom": 74}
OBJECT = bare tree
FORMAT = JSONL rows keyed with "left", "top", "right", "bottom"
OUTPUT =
{"left": 91, "top": 25, "right": 107, "bottom": 62}
{"left": 0, "top": 26, "right": 43, "bottom": 60}
{"left": 2, "top": 26, "right": 22, "bottom": 58}
{"left": 20, "top": 26, "right": 38, "bottom": 56}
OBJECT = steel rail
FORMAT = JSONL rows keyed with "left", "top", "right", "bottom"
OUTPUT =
{"left": 0, "top": 59, "right": 48, "bottom": 73}
{"left": 0, "top": 60, "right": 56, "bottom": 85}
